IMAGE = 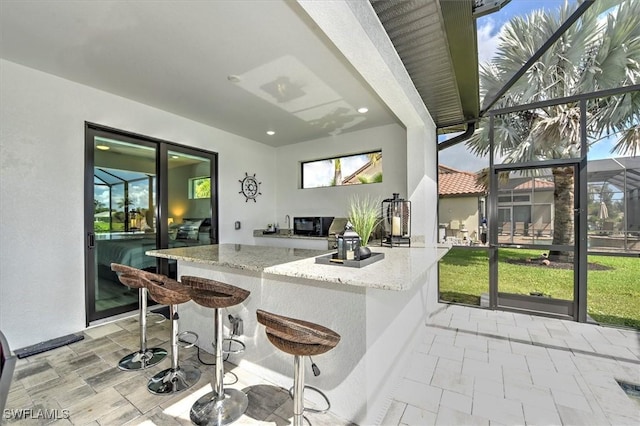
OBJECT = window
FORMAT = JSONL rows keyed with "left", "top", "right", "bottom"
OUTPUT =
{"left": 189, "top": 176, "right": 211, "bottom": 199}
{"left": 301, "top": 151, "right": 382, "bottom": 189}
{"left": 498, "top": 192, "right": 531, "bottom": 204}
{"left": 513, "top": 195, "right": 530, "bottom": 203}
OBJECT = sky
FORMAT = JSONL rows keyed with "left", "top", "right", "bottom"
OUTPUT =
{"left": 94, "top": 182, "right": 151, "bottom": 213}
{"left": 476, "top": 0, "right": 574, "bottom": 64}
{"left": 302, "top": 153, "right": 372, "bottom": 188}
{"left": 438, "top": 0, "right": 629, "bottom": 171}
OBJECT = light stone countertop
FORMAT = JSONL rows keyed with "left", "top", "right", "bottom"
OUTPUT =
{"left": 252, "top": 229, "right": 328, "bottom": 240}
{"left": 264, "top": 245, "right": 449, "bottom": 290}
{"left": 146, "top": 243, "right": 449, "bottom": 291}
{"left": 145, "top": 244, "right": 331, "bottom": 272}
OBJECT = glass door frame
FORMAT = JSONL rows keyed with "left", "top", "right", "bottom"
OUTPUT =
{"left": 85, "top": 124, "right": 160, "bottom": 323}
{"left": 486, "top": 111, "right": 588, "bottom": 322}
{"left": 158, "top": 144, "right": 218, "bottom": 277}
{"left": 84, "top": 122, "right": 218, "bottom": 325}
{"left": 489, "top": 162, "right": 581, "bottom": 319}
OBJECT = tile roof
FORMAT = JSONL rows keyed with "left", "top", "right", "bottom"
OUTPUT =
{"left": 513, "top": 178, "right": 555, "bottom": 190}
{"left": 438, "top": 165, "right": 486, "bottom": 196}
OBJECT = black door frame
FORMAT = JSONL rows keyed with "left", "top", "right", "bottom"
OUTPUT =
{"left": 84, "top": 122, "right": 218, "bottom": 325}
{"left": 486, "top": 111, "right": 586, "bottom": 321}
{"left": 488, "top": 161, "right": 581, "bottom": 319}
{"left": 157, "top": 143, "right": 219, "bottom": 276}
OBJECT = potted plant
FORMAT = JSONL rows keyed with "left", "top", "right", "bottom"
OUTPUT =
{"left": 348, "top": 194, "right": 381, "bottom": 259}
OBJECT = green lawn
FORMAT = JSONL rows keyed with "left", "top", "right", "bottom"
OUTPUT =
{"left": 439, "top": 247, "right": 640, "bottom": 329}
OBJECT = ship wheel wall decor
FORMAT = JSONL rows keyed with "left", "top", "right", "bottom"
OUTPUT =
{"left": 239, "top": 172, "right": 262, "bottom": 202}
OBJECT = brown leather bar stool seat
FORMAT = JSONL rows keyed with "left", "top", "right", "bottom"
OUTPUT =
{"left": 256, "top": 309, "right": 340, "bottom": 426}
{"left": 110, "top": 263, "right": 167, "bottom": 371}
{"left": 141, "top": 274, "right": 201, "bottom": 395}
{"left": 182, "top": 276, "right": 250, "bottom": 426}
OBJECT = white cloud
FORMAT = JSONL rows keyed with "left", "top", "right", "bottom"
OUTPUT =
{"left": 303, "top": 160, "right": 333, "bottom": 188}
{"left": 93, "top": 183, "right": 150, "bottom": 210}
{"left": 477, "top": 19, "right": 502, "bottom": 65}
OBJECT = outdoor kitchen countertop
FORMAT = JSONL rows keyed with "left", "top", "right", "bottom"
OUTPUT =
{"left": 146, "top": 243, "right": 449, "bottom": 291}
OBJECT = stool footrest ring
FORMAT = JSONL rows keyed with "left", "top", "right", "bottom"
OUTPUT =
{"left": 223, "top": 370, "right": 239, "bottom": 386}
{"left": 212, "top": 337, "right": 246, "bottom": 355}
{"left": 147, "top": 312, "right": 166, "bottom": 324}
{"left": 288, "top": 385, "right": 331, "bottom": 414}
{"left": 178, "top": 331, "right": 198, "bottom": 348}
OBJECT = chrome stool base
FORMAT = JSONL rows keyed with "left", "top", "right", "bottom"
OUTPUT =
{"left": 147, "top": 365, "right": 201, "bottom": 395}
{"left": 190, "top": 388, "right": 249, "bottom": 426}
{"left": 118, "top": 347, "right": 168, "bottom": 371}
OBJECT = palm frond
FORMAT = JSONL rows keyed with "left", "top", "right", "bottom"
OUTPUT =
{"left": 469, "top": 0, "right": 639, "bottom": 164}
{"left": 611, "top": 125, "right": 640, "bottom": 156}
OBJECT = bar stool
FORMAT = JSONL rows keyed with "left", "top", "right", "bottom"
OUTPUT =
{"left": 141, "top": 274, "right": 201, "bottom": 395}
{"left": 110, "top": 263, "right": 167, "bottom": 370}
{"left": 256, "top": 309, "right": 340, "bottom": 426}
{"left": 181, "top": 276, "right": 250, "bottom": 426}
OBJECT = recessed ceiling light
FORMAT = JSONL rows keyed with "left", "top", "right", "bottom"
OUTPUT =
{"left": 357, "top": 107, "right": 369, "bottom": 114}
{"left": 266, "top": 131, "right": 275, "bottom": 136}
{"left": 228, "top": 75, "right": 241, "bottom": 83}
{"left": 96, "top": 144, "right": 110, "bottom": 151}
{"left": 171, "top": 155, "right": 179, "bottom": 159}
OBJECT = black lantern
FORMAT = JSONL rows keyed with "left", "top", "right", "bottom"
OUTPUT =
{"left": 381, "top": 193, "right": 411, "bottom": 247}
{"left": 337, "top": 221, "right": 361, "bottom": 261}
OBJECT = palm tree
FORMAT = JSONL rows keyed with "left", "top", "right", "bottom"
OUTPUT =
{"left": 358, "top": 172, "right": 383, "bottom": 184}
{"left": 333, "top": 158, "right": 342, "bottom": 186}
{"left": 466, "top": 0, "right": 640, "bottom": 259}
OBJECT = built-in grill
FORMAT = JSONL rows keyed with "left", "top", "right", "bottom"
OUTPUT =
{"left": 327, "top": 217, "right": 348, "bottom": 250}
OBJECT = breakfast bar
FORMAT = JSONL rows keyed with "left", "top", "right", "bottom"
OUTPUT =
{"left": 146, "top": 243, "right": 448, "bottom": 425}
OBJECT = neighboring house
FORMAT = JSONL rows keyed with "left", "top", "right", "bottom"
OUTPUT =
{"left": 438, "top": 165, "right": 556, "bottom": 242}
{"left": 438, "top": 165, "right": 486, "bottom": 242}
{"left": 440, "top": 158, "right": 640, "bottom": 245}
{"left": 588, "top": 157, "right": 640, "bottom": 234}
{"left": 497, "top": 177, "right": 555, "bottom": 239}
{"left": 342, "top": 152, "right": 383, "bottom": 185}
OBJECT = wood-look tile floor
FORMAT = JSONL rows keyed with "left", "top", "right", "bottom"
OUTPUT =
{"left": 4, "top": 316, "right": 353, "bottom": 425}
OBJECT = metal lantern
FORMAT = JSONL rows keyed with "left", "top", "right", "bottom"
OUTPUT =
{"left": 337, "top": 221, "right": 361, "bottom": 261}
{"left": 381, "top": 193, "right": 411, "bottom": 247}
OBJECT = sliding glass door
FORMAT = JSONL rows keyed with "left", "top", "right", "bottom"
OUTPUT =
{"left": 163, "top": 147, "right": 216, "bottom": 278}
{"left": 85, "top": 124, "right": 217, "bottom": 324}
{"left": 86, "top": 129, "right": 158, "bottom": 322}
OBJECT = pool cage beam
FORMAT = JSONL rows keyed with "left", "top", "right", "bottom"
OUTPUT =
{"left": 480, "top": 0, "right": 595, "bottom": 115}
{"left": 577, "top": 99, "right": 588, "bottom": 323}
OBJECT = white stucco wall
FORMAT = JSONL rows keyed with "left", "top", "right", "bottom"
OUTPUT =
{"left": 440, "top": 196, "right": 481, "bottom": 239}
{"left": 298, "top": 0, "right": 438, "bottom": 244}
{"left": 299, "top": 3, "right": 440, "bottom": 423}
{"left": 274, "top": 124, "right": 407, "bottom": 222}
{"left": 0, "top": 59, "right": 277, "bottom": 348}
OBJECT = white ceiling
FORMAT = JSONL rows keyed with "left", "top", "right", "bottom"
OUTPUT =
{"left": 0, "top": 0, "right": 401, "bottom": 147}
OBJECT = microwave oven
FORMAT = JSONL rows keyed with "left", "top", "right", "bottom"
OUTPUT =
{"left": 293, "top": 217, "right": 334, "bottom": 237}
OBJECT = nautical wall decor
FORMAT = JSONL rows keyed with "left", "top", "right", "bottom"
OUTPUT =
{"left": 239, "top": 172, "right": 261, "bottom": 202}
